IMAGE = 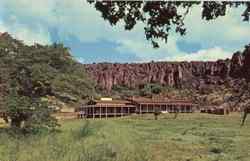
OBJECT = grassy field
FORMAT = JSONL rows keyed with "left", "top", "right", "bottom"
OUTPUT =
{"left": 0, "top": 113, "right": 250, "bottom": 161}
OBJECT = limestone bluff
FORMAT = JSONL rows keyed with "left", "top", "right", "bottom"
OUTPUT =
{"left": 84, "top": 45, "right": 250, "bottom": 91}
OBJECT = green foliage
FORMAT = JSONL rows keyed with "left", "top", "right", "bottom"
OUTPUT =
{"left": 89, "top": 1, "right": 250, "bottom": 48}
{"left": 5, "top": 89, "right": 32, "bottom": 128}
{"left": 0, "top": 33, "right": 96, "bottom": 132}
{"left": 139, "top": 83, "right": 163, "bottom": 96}
{"left": 111, "top": 85, "right": 139, "bottom": 98}
{"left": 4, "top": 88, "right": 58, "bottom": 133}
{"left": 52, "top": 66, "right": 95, "bottom": 100}
{"left": 0, "top": 33, "right": 96, "bottom": 101}
{"left": 110, "top": 83, "right": 187, "bottom": 99}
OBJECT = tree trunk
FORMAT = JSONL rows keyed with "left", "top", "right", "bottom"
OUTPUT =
{"left": 241, "top": 107, "right": 249, "bottom": 126}
{"left": 154, "top": 113, "right": 158, "bottom": 120}
{"left": 173, "top": 112, "right": 179, "bottom": 119}
{"left": 3, "top": 115, "right": 8, "bottom": 123}
{"left": 10, "top": 118, "right": 22, "bottom": 128}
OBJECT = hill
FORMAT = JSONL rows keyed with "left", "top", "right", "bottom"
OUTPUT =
{"left": 0, "top": 33, "right": 96, "bottom": 111}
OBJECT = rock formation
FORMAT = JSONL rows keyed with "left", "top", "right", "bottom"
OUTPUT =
{"left": 84, "top": 45, "right": 250, "bottom": 91}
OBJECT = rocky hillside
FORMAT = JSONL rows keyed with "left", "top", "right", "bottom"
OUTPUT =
{"left": 84, "top": 45, "right": 250, "bottom": 91}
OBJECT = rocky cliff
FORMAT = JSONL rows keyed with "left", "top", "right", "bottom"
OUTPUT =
{"left": 84, "top": 45, "right": 250, "bottom": 91}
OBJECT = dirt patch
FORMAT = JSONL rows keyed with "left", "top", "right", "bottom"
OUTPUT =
{"left": 0, "top": 118, "right": 7, "bottom": 128}
{"left": 53, "top": 112, "right": 78, "bottom": 120}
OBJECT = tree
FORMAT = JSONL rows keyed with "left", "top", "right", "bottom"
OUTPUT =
{"left": 224, "top": 79, "right": 250, "bottom": 126}
{"left": 5, "top": 87, "right": 58, "bottom": 132}
{"left": 139, "top": 83, "right": 163, "bottom": 97}
{"left": 0, "top": 34, "right": 96, "bottom": 132}
{"left": 219, "top": 44, "right": 250, "bottom": 126}
{"left": 87, "top": 1, "right": 250, "bottom": 48}
{"left": 2, "top": 51, "right": 59, "bottom": 132}
{"left": 154, "top": 106, "right": 161, "bottom": 120}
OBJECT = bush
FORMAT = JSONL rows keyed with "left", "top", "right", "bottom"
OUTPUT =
{"left": 139, "top": 83, "right": 163, "bottom": 96}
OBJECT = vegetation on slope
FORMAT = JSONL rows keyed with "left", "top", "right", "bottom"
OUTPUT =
{"left": 0, "top": 33, "right": 96, "bottom": 100}
{"left": 110, "top": 83, "right": 165, "bottom": 98}
{"left": 0, "top": 33, "right": 96, "bottom": 131}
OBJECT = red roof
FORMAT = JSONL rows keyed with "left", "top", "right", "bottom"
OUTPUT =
{"left": 84, "top": 97, "right": 196, "bottom": 107}
{"left": 129, "top": 97, "right": 195, "bottom": 105}
{"left": 90, "top": 99, "right": 132, "bottom": 106}
{"left": 82, "top": 104, "right": 136, "bottom": 108}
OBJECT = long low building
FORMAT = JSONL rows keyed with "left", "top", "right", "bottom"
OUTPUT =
{"left": 78, "top": 97, "right": 197, "bottom": 118}
{"left": 200, "top": 106, "right": 230, "bottom": 115}
{"left": 78, "top": 98, "right": 136, "bottom": 118}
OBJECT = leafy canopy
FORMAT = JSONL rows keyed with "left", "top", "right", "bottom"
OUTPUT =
{"left": 88, "top": 1, "right": 250, "bottom": 48}
{"left": 0, "top": 33, "right": 96, "bottom": 132}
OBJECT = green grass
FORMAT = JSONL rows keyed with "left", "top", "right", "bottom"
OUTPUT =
{"left": 0, "top": 113, "right": 250, "bottom": 161}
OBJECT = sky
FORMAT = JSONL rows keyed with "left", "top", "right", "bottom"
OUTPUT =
{"left": 0, "top": 0, "right": 249, "bottom": 64}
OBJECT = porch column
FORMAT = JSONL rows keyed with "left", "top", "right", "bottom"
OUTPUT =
{"left": 93, "top": 106, "right": 95, "bottom": 119}
{"left": 105, "top": 105, "right": 107, "bottom": 119}
{"left": 140, "top": 104, "right": 142, "bottom": 116}
{"left": 99, "top": 106, "right": 101, "bottom": 119}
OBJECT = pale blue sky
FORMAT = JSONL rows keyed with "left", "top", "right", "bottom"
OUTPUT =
{"left": 0, "top": 0, "right": 249, "bottom": 63}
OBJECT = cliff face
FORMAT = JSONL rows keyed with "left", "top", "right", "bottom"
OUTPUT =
{"left": 84, "top": 47, "right": 249, "bottom": 91}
